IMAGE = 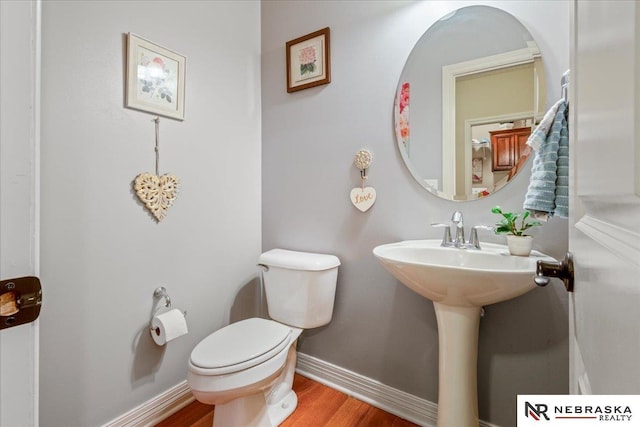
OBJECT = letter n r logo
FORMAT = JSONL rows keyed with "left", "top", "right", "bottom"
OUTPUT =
{"left": 525, "top": 402, "right": 550, "bottom": 421}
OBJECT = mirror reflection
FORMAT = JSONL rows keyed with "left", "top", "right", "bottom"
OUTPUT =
{"left": 394, "top": 6, "right": 546, "bottom": 201}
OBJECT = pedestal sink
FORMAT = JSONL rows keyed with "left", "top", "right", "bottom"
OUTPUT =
{"left": 373, "top": 239, "right": 554, "bottom": 427}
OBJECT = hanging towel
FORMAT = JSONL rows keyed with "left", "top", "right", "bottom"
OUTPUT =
{"left": 527, "top": 99, "right": 563, "bottom": 152}
{"left": 523, "top": 100, "right": 569, "bottom": 218}
{"left": 554, "top": 104, "right": 569, "bottom": 217}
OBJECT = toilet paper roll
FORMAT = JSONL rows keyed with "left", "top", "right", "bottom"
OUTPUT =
{"left": 150, "top": 308, "right": 188, "bottom": 346}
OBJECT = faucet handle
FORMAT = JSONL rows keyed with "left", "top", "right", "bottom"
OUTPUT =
{"left": 431, "top": 222, "right": 453, "bottom": 247}
{"left": 469, "top": 225, "right": 494, "bottom": 249}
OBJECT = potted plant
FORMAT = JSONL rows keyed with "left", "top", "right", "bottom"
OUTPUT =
{"left": 491, "top": 206, "right": 542, "bottom": 256}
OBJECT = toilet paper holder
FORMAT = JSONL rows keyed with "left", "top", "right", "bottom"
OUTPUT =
{"left": 153, "top": 286, "right": 172, "bottom": 309}
{"left": 150, "top": 286, "right": 186, "bottom": 333}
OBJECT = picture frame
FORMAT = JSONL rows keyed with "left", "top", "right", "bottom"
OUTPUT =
{"left": 126, "top": 33, "right": 186, "bottom": 120}
{"left": 286, "top": 27, "right": 331, "bottom": 93}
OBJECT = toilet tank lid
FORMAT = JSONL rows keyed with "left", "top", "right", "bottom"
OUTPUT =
{"left": 259, "top": 249, "right": 340, "bottom": 271}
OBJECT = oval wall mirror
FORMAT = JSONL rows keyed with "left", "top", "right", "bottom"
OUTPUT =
{"left": 394, "top": 6, "right": 546, "bottom": 201}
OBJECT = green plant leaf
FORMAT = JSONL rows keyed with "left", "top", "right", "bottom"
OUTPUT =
{"left": 494, "top": 225, "right": 511, "bottom": 234}
{"left": 492, "top": 206, "right": 543, "bottom": 235}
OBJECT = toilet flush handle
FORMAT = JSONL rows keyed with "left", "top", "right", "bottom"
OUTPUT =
{"left": 257, "top": 264, "right": 269, "bottom": 272}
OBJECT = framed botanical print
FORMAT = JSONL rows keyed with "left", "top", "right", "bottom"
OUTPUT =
{"left": 286, "top": 27, "right": 331, "bottom": 93}
{"left": 126, "top": 33, "right": 186, "bottom": 120}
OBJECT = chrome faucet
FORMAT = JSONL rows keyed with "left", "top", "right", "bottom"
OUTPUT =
{"left": 451, "top": 210, "right": 465, "bottom": 247}
{"left": 431, "top": 211, "right": 493, "bottom": 249}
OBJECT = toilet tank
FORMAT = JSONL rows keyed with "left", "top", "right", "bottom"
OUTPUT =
{"left": 258, "top": 249, "right": 340, "bottom": 329}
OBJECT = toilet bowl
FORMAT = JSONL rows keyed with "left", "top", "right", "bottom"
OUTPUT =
{"left": 188, "top": 318, "right": 301, "bottom": 427}
{"left": 187, "top": 249, "right": 340, "bottom": 427}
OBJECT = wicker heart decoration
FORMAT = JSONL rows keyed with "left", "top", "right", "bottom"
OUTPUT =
{"left": 134, "top": 172, "right": 179, "bottom": 222}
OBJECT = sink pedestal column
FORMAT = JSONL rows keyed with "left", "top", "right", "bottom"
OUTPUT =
{"left": 433, "top": 302, "right": 481, "bottom": 427}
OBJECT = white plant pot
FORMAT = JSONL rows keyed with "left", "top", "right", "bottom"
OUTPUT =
{"left": 506, "top": 235, "right": 533, "bottom": 257}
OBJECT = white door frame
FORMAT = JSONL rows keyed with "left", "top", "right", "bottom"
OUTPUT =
{"left": 0, "top": 0, "right": 41, "bottom": 425}
{"left": 441, "top": 45, "right": 541, "bottom": 196}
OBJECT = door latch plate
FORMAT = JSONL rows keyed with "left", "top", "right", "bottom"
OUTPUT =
{"left": 0, "top": 276, "right": 42, "bottom": 330}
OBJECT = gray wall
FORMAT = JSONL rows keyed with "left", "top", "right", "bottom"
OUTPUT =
{"left": 39, "top": 1, "right": 261, "bottom": 426}
{"left": 262, "top": 2, "right": 570, "bottom": 426}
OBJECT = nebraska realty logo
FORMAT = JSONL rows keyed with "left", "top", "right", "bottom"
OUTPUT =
{"left": 517, "top": 395, "right": 639, "bottom": 426}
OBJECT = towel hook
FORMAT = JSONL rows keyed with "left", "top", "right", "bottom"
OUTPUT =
{"left": 561, "top": 70, "right": 570, "bottom": 102}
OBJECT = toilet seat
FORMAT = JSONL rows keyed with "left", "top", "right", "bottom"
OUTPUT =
{"left": 190, "top": 318, "right": 292, "bottom": 375}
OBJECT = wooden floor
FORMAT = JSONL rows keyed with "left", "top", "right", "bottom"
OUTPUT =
{"left": 156, "top": 374, "right": 419, "bottom": 427}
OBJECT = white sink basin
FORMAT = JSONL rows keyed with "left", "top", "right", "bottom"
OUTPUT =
{"left": 373, "top": 239, "right": 554, "bottom": 426}
{"left": 373, "top": 239, "right": 552, "bottom": 307}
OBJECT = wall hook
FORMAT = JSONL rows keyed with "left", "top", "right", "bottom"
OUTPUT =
{"left": 353, "top": 149, "right": 373, "bottom": 181}
{"left": 350, "top": 149, "right": 376, "bottom": 212}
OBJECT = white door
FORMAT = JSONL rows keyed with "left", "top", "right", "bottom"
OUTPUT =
{"left": 569, "top": 0, "right": 640, "bottom": 394}
{"left": 0, "top": 1, "right": 40, "bottom": 425}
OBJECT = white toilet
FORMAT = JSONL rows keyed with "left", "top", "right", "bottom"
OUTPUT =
{"left": 187, "top": 248, "right": 340, "bottom": 427}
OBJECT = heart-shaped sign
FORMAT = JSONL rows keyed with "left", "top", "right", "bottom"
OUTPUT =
{"left": 134, "top": 172, "right": 179, "bottom": 222}
{"left": 350, "top": 187, "right": 376, "bottom": 212}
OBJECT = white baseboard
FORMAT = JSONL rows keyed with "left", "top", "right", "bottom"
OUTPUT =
{"left": 296, "top": 353, "right": 436, "bottom": 426}
{"left": 296, "top": 352, "right": 500, "bottom": 427}
{"left": 103, "top": 353, "right": 501, "bottom": 427}
{"left": 101, "top": 381, "right": 194, "bottom": 427}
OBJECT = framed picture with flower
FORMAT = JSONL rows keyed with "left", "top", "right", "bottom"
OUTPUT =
{"left": 126, "top": 33, "right": 186, "bottom": 120}
{"left": 286, "top": 27, "right": 331, "bottom": 93}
